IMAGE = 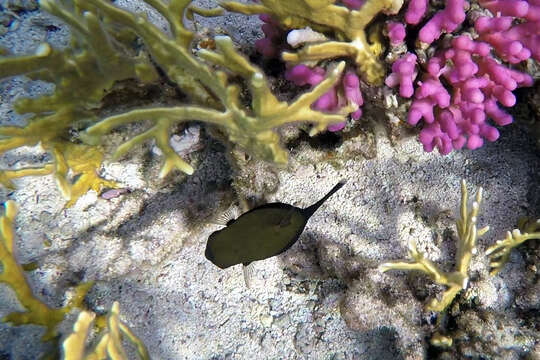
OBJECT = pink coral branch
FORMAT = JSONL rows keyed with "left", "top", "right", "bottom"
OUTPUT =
{"left": 475, "top": 0, "right": 540, "bottom": 62}
{"left": 405, "top": 0, "right": 428, "bottom": 25}
{"left": 408, "top": 33, "right": 532, "bottom": 154}
{"left": 385, "top": 53, "right": 418, "bottom": 98}
{"left": 255, "top": 14, "right": 286, "bottom": 58}
{"left": 418, "top": 0, "right": 466, "bottom": 44}
{"left": 387, "top": 22, "right": 406, "bottom": 46}
{"left": 286, "top": 65, "right": 364, "bottom": 131}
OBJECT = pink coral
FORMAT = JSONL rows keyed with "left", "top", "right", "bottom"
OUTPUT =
{"left": 407, "top": 35, "right": 532, "bottom": 154}
{"left": 255, "top": 14, "right": 286, "bottom": 58}
{"left": 286, "top": 65, "right": 363, "bottom": 132}
{"left": 384, "top": 0, "right": 536, "bottom": 154}
{"left": 340, "top": 0, "right": 364, "bottom": 10}
{"left": 387, "top": 22, "right": 406, "bottom": 46}
{"left": 475, "top": 0, "right": 540, "bottom": 63}
{"left": 418, "top": 0, "right": 466, "bottom": 44}
{"left": 405, "top": 0, "right": 428, "bottom": 25}
{"left": 253, "top": 0, "right": 537, "bottom": 150}
{"left": 385, "top": 52, "right": 417, "bottom": 97}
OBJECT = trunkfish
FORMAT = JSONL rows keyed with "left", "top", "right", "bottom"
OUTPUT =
{"left": 205, "top": 181, "right": 345, "bottom": 269}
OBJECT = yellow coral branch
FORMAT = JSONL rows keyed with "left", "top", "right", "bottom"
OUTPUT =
{"left": 62, "top": 302, "right": 149, "bottom": 360}
{"left": 219, "top": 2, "right": 270, "bottom": 15}
{"left": 221, "top": 0, "right": 399, "bottom": 84}
{"left": 2, "top": 0, "right": 351, "bottom": 200}
{"left": 63, "top": 311, "right": 96, "bottom": 360}
{"left": 0, "top": 142, "right": 115, "bottom": 207}
{"left": 0, "top": 165, "right": 55, "bottom": 189}
{"left": 81, "top": 29, "right": 346, "bottom": 168}
{"left": 379, "top": 180, "right": 488, "bottom": 312}
{"left": 185, "top": 5, "right": 224, "bottom": 20}
{"left": 486, "top": 219, "right": 540, "bottom": 275}
{"left": 0, "top": 201, "right": 92, "bottom": 341}
{"left": 0, "top": 0, "right": 158, "bottom": 204}
{"left": 0, "top": 44, "right": 58, "bottom": 78}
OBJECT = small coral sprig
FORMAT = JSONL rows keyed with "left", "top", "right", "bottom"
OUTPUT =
{"left": 379, "top": 180, "right": 489, "bottom": 312}
{"left": 486, "top": 218, "right": 540, "bottom": 275}
{"left": 0, "top": 201, "right": 92, "bottom": 341}
{"left": 62, "top": 302, "right": 149, "bottom": 360}
{"left": 0, "top": 143, "right": 118, "bottom": 208}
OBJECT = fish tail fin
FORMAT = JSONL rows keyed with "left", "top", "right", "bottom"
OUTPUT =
{"left": 303, "top": 181, "right": 346, "bottom": 218}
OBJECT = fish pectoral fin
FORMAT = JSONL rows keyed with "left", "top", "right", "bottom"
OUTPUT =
{"left": 212, "top": 205, "right": 241, "bottom": 226}
{"left": 278, "top": 216, "right": 291, "bottom": 227}
{"left": 243, "top": 262, "right": 255, "bottom": 288}
{"left": 276, "top": 207, "right": 295, "bottom": 227}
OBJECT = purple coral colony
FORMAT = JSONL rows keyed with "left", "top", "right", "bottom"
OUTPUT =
{"left": 256, "top": 0, "right": 539, "bottom": 154}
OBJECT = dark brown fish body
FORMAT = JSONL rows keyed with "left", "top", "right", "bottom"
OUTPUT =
{"left": 205, "top": 182, "right": 344, "bottom": 269}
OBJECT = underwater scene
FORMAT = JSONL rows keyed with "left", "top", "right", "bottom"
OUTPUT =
{"left": 0, "top": 0, "right": 539, "bottom": 359}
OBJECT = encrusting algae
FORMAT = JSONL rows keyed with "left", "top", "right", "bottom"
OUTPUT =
{"left": 379, "top": 180, "right": 489, "bottom": 312}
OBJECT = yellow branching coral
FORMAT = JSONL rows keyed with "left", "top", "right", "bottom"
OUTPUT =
{"left": 486, "top": 218, "right": 540, "bottom": 275}
{"left": 220, "top": 0, "right": 402, "bottom": 84}
{"left": 379, "top": 180, "right": 489, "bottom": 312}
{"left": 0, "top": 201, "right": 146, "bottom": 358}
{"left": 62, "top": 302, "right": 149, "bottom": 360}
{"left": 0, "top": 142, "right": 118, "bottom": 208}
{"left": 1, "top": 0, "right": 349, "bottom": 204}
{"left": 0, "top": 201, "right": 92, "bottom": 341}
{"left": 78, "top": 0, "right": 349, "bottom": 174}
{"left": 0, "top": 0, "right": 157, "bottom": 206}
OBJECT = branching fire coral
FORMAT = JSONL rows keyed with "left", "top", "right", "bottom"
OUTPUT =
{"left": 379, "top": 180, "right": 489, "bottom": 312}
{"left": 0, "top": 201, "right": 92, "bottom": 342}
{"left": 220, "top": 0, "right": 399, "bottom": 131}
{"left": 0, "top": 0, "right": 158, "bottom": 206}
{"left": 0, "top": 142, "right": 118, "bottom": 208}
{"left": 220, "top": 0, "right": 402, "bottom": 84}
{"left": 62, "top": 302, "right": 149, "bottom": 360}
{"left": 486, "top": 218, "right": 540, "bottom": 275}
{"left": 0, "top": 199, "right": 148, "bottom": 358}
{"left": 0, "top": 0, "right": 349, "bottom": 206}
